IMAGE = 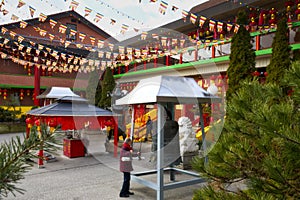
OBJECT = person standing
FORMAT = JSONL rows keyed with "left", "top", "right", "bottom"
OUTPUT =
{"left": 119, "top": 138, "right": 140, "bottom": 198}
{"left": 145, "top": 116, "right": 152, "bottom": 142}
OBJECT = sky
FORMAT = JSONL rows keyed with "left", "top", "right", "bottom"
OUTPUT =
{"left": 0, "top": 0, "right": 208, "bottom": 41}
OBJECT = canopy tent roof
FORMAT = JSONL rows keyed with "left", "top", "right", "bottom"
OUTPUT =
{"left": 37, "top": 87, "right": 79, "bottom": 99}
{"left": 27, "top": 98, "right": 113, "bottom": 117}
{"left": 116, "top": 75, "right": 220, "bottom": 105}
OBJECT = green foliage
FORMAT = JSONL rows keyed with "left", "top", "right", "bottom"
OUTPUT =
{"left": 86, "top": 69, "right": 102, "bottom": 106}
{"left": 99, "top": 67, "right": 115, "bottom": 109}
{"left": 0, "top": 107, "right": 20, "bottom": 122}
{"left": 0, "top": 124, "right": 61, "bottom": 197}
{"left": 192, "top": 62, "right": 300, "bottom": 199}
{"left": 227, "top": 10, "right": 256, "bottom": 102}
{"left": 266, "top": 17, "right": 291, "bottom": 86}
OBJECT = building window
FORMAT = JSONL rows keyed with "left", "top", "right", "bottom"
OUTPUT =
{"left": 66, "top": 23, "right": 77, "bottom": 41}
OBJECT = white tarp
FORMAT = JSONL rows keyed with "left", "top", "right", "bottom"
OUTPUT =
{"left": 116, "top": 75, "right": 219, "bottom": 105}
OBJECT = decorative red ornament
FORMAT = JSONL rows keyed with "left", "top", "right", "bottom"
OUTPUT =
{"left": 253, "top": 71, "right": 260, "bottom": 76}
{"left": 210, "top": 75, "right": 217, "bottom": 80}
{"left": 264, "top": 72, "right": 268, "bottom": 77}
{"left": 258, "top": 10, "right": 268, "bottom": 26}
{"left": 3, "top": 89, "right": 7, "bottom": 100}
{"left": 20, "top": 89, "right": 24, "bottom": 100}
{"left": 26, "top": 117, "right": 33, "bottom": 125}
{"left": 26, "top": 89, "right": 30, "bottom": 96}
{"left": 269, "top": 8, "right": 277, "bottom": 27}
{"left": 285, "top": 0, "right": 294, "bottom": 12}
{"left": 249, "top": 12, "right": 257, "bottom": 31}
{"left": 296, "top": 1, "right": 300, "bottom": 21}
{"left": 48, "top": 120, "right": 57, "bottom": 127}
{"left": 35, "top": 119, "right": 40, "bottom": 126}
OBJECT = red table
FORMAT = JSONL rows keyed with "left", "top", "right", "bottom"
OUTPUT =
{"left": 63, "top": 138, "right": 85, "bottom": 158}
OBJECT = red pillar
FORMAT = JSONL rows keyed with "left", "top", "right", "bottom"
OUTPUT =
{"left": 166, "top": 55, "right": 169, "bottom": 66}
{"left": 154, "top": 58, "right": 157, "bottom": 68}
{"left": 118, "top": 66, "right": 121, "bottom": 74}
{"left": 194, "top": 46, "right": 198, "bottom": 61}
{"left": 125, "top": 65, "right": 128, "bottom": 73}
{"left": 143, "top": 60, "right": 147, "bottom": 70}
{"left": 113, "top": 118, "right": 118, "bottom": 158}
{"left": 179, "top": 53, "right": 183, "bottom": 64}
{"left": 256, "top": 35, "right": 260, "bottom": 50}
{"left": 34, "top": 65, "right": 40, "bottom": 106}
{"left": 211, "top": 46, "right": 216, "bottom": 58}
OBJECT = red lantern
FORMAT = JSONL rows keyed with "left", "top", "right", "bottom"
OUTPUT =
{"left": 26, "top": 117, "right": 33, "bottom": 128}
{"left": 27, "top": 66, "right": 31, "bottom": 75}
{"left": 269, "top": 8, "right": 277, "bottom": 28}
{"left": 26, "top": 89, "right": 30, "bottom": 96}
{"left": 285, "top": 0, "right": 294, "bottom": 12}
{"left": 249, "top": 12, "right": 257, "bottom": 32}
{"left": 35, "top": 119, "right": 40, "bottom": 126}
{"left": 264, "top": 72, "right": 268, "bottom": 77}
{"left": 296, "top": 0, "right": 300, "bottom": 21}
{"left": 258, "top": 10, "right": 268, "bottom": 26}
{"left": 20, "top": 89, "right": 24, "bottom": 100}
{"left": 253, "top": 71, "right": 260, "bottom": 77}
{"left": 3, "top": 89, "right": 7, "bottom": 100}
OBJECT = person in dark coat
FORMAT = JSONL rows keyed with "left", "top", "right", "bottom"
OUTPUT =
{"left": 119, "top": 138, "right": 140, "bottom": 198}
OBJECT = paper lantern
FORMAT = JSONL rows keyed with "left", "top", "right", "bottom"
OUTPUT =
{"left": 20, "top": 89, "right": 24, "bottom": 100}
{"left": 3, "top": 89, "right": 7, "bottom": 100}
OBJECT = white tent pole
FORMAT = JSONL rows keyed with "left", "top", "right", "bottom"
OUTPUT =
{"left": 130, "top": 105, "right": 135, "bottom": 144}
{"left": 157, "top": 103, "right": 164, "bottom": 200}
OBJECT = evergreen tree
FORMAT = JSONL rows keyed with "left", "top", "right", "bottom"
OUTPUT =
{"left": 226, "top": 10, "right": 256, "bottom": 102}
{"left": 86, "top": 69, "right": 102, "bottom": 106}
{"left": 266, "top": 17, "right": 291, "bottom": 86}
{"left": 0, "top": 124, "right": 60, "bottom": 197}
{"left": 99, "top": 67, "right": 115, "bottom": 109}
{"left": 192, "top": 62, "right": 300, "bottom": 199}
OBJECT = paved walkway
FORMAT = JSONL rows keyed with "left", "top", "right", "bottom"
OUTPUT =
{"left": 4, "top": 132, "right": 205, "bottom": 200}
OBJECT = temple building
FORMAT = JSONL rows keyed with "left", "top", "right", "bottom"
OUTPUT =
{"left": 0, "top": 10, "right": 116, "bottom": 114}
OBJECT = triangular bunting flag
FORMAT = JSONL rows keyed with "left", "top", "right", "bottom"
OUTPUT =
{"left": 29, "top": 6, "right": 36, "bottom": 17}
{"left": 84, "top": 7, "right": 92, "bottom": 17}
{"left": 2, "top": 9, "right": 9, "bottom": 15}
{"left": 70, "top": 0, "right": 79, "bottom": 10}
{"left": 94, "top": 13, "right": 103, "bottom": 23}
{"left": 79, "top": 33, "right": 86, "bottom": 42}
{"left": 18, "top": 36, "right": 24, "bottom": 43}
{"left": 90, "top": 36, "right": 95, "bottom": 46}
{"left": 49, "top": 34, "right": 55, "bottom": 41}
{"left": 209, "top": 20, "right": 216, "bottom": 32}
{"left": 108, "top": 43, "right": 114, "bottom": 51}
{"left": 182, "top": 10, "right": 188, "bottom": 22}
{"left": 17, "top": 0, "right": 25, "bottom": 8}
{"left": 97, "top": 40, "right": 104, "bottom": 48}
{"left": 159, "top": 1, "right": 168, "bottom": 15}
{"left": 141, "top": 32, "right": 147, "bottom": 40}
{"left": 49, "top": 19, "right": 57, "bottom": 29}
{"left": 110, "top": 19, "right": 116, "bottom": 25}
{"left": 199, "top": 16, "right": 206, "bottom": 27}
{"left": 39, "top": 13, "right": 47, "bottom": 22}
{"left": 120, "top": 24, "right": 129, "bottom": 34}
{"left": 20, "top": 21, "right": 28, "bottom": 28}
{"left": 39, "top": 29, "right": 47, "bottom": 36}
{"left": 59, "top": 24, "right": 67, "bottom": 33}
{"left": 217, "top": 22, "right": 223, "bottom": 32}
{"left": 172, "top": 6, "right": 178, "bottom": 11}
{"left": 11, "top": 14, "right": 19, "bottom": 21}
{"left": 190, "top": 13, "right": 197, "bottom": 24}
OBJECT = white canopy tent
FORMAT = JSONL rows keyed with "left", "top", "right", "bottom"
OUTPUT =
{"left": 116, "top": 75, "right": 221, "bottom": 200}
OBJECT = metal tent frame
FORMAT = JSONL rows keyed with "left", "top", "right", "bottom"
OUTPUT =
{"left": 116, "top": 75, "right": 220, "bottom": 200}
